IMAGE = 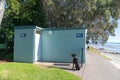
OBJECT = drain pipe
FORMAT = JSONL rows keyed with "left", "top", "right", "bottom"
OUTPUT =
{"left": 81, "top": 48, "right": 84, "bottom": 68}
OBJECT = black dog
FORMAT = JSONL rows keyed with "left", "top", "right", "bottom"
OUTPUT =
{"left": 71, "top": 54, "right": 80, "bottom": 71}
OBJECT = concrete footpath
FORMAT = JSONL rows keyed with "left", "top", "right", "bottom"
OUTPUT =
{"left": 68, "top": 51, "right": 120, "bottom": 80}
{"left": 36, "top": 51, "right": 120, "bottom": 80}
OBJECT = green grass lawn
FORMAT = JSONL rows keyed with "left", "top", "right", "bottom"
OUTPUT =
{"left": 0, "top": 63, "right": 81, "bottom": 80}
{"left": 89, "top": 46, "right": 100, "bottom": 54}
{"left": 89, "top": 46, "right": 110, "bottom": 60}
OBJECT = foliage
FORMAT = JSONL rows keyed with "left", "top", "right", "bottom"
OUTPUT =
{"left": 3, "top": 53, "right": 13, "bottom": 61}
{"left": 13, "top": 0, "right": 47, "bottom": 27}
{"left": 0, "top": 0, "right": 47, "bottom": 54}
{"left": 43, "top": 0, "right": 120, "bottom": 44}
{"left": 0, "top": 63, "right": 81, "bottom": 80}
{"left": 0, "top": 44, "right": 6, "bottom": 49}
{"left": 2, "top": 0, "right": 47, "bottom": 27}
{"left": 0, "top": 0, "right": 120, "bottom": 55}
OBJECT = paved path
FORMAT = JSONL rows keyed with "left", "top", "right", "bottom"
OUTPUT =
{"left": 68, "top": 51, "right": 120, "bottom": 80}
{"left": 36, "top": 51, "right": 120, "bottom": 80}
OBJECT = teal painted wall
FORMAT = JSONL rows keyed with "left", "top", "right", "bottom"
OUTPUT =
{"left": 14, "top": 26, "right": 35, "bottom": 63}
{"left": 41, "top": 29, "right": 87, "bottom": 63}
{"left": 14, "top": 26, "right": 87, "bottom": 63}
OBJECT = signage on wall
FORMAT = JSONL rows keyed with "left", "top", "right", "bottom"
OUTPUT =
{"left": 20, "top": 33, "right": 26, "bottom": 38}
{"left": 76, "top": 33, "right": 83, "bottom": 38}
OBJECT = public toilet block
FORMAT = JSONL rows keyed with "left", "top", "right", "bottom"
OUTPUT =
{"left": 14, "top": 26, "right": 42, "bottom": 63}
{"left": 14, "top": 26, "right": 87, "bottom": 63}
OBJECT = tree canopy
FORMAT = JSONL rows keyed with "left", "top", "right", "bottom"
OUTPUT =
{"left": 0, "top": 0, "right": 47, "bottom": 53}
{"left": 43, "top": 0, "right": 120, "bottom": 44}
{"left": 0, "top": 0, "right": 120, "bottom": 53}
{"left": 2, "top": 0, "right": 47, "bottom": 27}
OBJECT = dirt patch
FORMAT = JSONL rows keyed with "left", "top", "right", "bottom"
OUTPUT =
{"left": 0, "top": 57, "right": 13, "bottom": 62}
{"left": 0, "top": 60, "right": 7, "bottom": 63}
{"left": 0, "top": 57, "right": 13, "bottom": 63}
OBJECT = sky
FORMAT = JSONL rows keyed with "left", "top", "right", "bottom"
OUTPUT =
{"left": 107, "top": 19, "right": 120, "bottom": 43}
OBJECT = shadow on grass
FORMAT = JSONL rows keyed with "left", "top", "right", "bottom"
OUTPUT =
{"left": 48, "top": 66, "right": 73, "bottom": 70}
{"left": 48, "top": 63, "right": 81, "bottom": 71}
{"left": 54, "top": 63, "right": 71, "bottom": 66}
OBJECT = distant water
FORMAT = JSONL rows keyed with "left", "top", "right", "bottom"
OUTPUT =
{"left": 93, "top": 42, "right": 120, "bottom": 53}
